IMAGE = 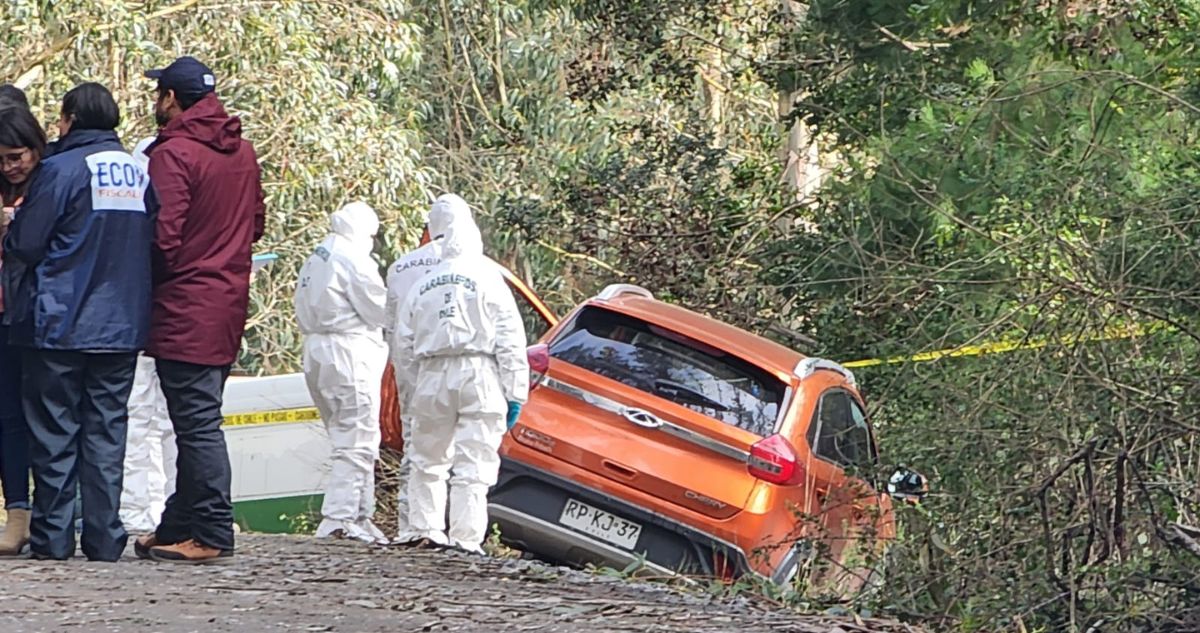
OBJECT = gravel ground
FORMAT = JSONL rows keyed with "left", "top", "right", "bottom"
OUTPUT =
{"left": 0, "top": 534, "right": 923, "bottom": 633}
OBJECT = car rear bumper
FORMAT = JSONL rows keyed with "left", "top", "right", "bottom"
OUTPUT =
{"left": 488, "top": 459, "right": 799, "bottom": 583}
{"left": 488, "top": 504, "right": 682, "bottom": 578}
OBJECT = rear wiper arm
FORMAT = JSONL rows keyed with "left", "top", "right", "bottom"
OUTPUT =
{"left": 653, "top": 379, "right": 730, "bottom": 412}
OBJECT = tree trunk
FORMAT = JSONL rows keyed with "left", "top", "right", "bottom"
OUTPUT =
{"left": 700, "top": 17, "right": 728, "bottom": 145}
{"left": 777, "top": 0, "right": 823, "bottom": 234}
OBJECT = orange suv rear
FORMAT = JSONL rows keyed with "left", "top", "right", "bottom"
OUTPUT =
{"left": 490, "top": 284, "right": 903, "bottom": 586}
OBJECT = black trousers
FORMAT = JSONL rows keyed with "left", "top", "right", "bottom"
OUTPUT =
{"left": 22, "top": 350, "right": 137, "bottom": 561}
{"left": 154, "top": 359, "right": 235, "bottom": 552}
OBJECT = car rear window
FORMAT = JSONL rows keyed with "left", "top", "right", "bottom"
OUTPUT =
{"left": 548, "top": 306, "right": 786, "bottom": 436}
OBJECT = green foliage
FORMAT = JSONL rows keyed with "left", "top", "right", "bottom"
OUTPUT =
{"left": 774, "top": 1, "right": 1200, "bottom": 630}
{"left": 5, "top": 1, "right": 1200, "bottom": 629}
{"left": 1, "top": 0, "right": 431, "bottom": 374}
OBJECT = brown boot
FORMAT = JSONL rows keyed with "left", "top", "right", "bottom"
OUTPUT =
{"left": 134, "top": 534, "right": 162, "bottom": 560}
{"left": 148, "top": 539, "right": 234, "bottom": 565}
{"left": 0, "top": 508, "right": 31, "bottom": 556}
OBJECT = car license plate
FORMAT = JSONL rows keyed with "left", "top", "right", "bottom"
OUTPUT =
{"left": 558, "top": 498, "right": 642, "bottom": 550}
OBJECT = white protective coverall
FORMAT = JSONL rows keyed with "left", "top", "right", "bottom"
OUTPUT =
{"left": 383, "top": 194, "right": 470, "bottom": 542}
{"left": 392, "top": 208, "right": 530, "bottom": 552}
{"left": 120, "top": 355, "right": 177, "bottom": 533}
{"left": 120, "top": 137, "right": 178, "bottom": 534}
{"left": 295, "top": 201, "right": 390, "bottom": 544}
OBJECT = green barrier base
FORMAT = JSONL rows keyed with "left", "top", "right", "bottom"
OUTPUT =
{"left": 234, "top": 494, "right": 323, "bottom": 534}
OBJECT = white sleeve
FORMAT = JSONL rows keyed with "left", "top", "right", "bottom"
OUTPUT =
{"left": 383, "top": 269, "right": 398, "bottom": 338}
{"left": 345, "top": 257, "right": 388, "bottom": 330}
{"left": 488, "top": 276, "right": 530, "bottom": 403}
{"left": 392, "top": 293, "right": 418, "bottom": 402}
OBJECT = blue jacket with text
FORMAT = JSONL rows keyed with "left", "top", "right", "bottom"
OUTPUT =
{"left": 2, "top": 129, "right": 154, "bottom": 351}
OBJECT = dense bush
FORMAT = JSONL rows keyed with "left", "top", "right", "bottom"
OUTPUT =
{"left": 5, "top": 1, "right": 1198, "bottom": 629}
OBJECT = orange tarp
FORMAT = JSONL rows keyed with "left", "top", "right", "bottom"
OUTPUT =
{"left": 380, "top": 362, "right": 402, "bottom": 453}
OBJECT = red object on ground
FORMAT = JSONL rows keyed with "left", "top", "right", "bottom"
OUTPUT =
{"left": 380, "top": 363, "right": 403, "bottom": 452}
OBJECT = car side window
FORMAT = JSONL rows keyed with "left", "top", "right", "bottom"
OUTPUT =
{"left": 808, "top": 390, "right": 875, "bottom": 475}
{"left": 847, "top": 399, "right": 878, "bottom": 466}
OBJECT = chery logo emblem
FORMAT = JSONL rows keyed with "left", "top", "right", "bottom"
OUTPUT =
{"left": 684, "top": 490, "right": 727, "bottom": 509}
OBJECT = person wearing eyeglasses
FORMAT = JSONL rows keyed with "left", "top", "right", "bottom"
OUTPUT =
{"left": 3, "top": 82, "right": 152, "bottom": 562}
{"left": 0, "top": 90, "right": 46, "bottom": 557}
{"left": 0, "top": 98, "right": 43, "bottom": 218}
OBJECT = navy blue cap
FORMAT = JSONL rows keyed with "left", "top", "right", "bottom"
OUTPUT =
{"left": 144, "top": 56, "right": 216, "bottom": 99}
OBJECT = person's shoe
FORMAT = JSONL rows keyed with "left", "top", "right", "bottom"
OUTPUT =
{"left": 413, "top": 538, "right": 443, "bottom": 551}
{"left": 134, "top": 534, "right": 162, "bottom": 560}
{"left": 315, "top": 518, "right": 353, "bottom": 540}
{"left": 356, "top": 519, "right": 389, "bottom": 546}
{"left": 391, "top": 535, "right": 422, "bottom": 548}
{"left": 340, "top": 522, "right": 384, "bottom": 546}
{"left": 148, "top": 539, "right": 234, "bottom": 565}
{"left": 316, "top": 519, "right": 384, "bottom": 545}
{"left": 396, "top": 537, "right": 449, "bottom": 551}
{"left": 0, "top": 509, "right": 32, "bottom": 557}
{"left": 391, "top": 529, "right": 422, "bottom": 547}
{"left": 450, "top": 544, "right": 487, "bottom": 557}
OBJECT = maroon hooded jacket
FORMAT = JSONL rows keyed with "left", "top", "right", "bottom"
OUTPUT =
{"left": 145, "top": 94, "right": 265, "bottom": 366}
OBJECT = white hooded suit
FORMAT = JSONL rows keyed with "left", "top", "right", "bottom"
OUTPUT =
{"left": 392, "top": 203, "right": 529, "bottom": 552}
{"left": 295, "top": 201, "right": 389, "bottom": 543}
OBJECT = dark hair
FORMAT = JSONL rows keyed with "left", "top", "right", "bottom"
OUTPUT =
{"left": 62, "top": 82, "right": 120, "bottom": 131}
{"left": 157, "top": 87, "right": 203, "bottom": 111}
{"left": 0, "top": 106, "right": 48, "bottom": 154}
{"left": 0, "top": 106, "right": 46, "bottom": 203}
{"left": 0, "top": 84, "right": 29, "bottom": 110}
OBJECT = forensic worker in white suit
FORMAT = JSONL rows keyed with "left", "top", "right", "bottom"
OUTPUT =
{"left": 383, "top": 194, "right": 470, "bottom": 542}
{"left": 392, "top": 201, "right": 528, "bottom": 553}
{"left": 295, "top": 201, "right": 389, "bottom": 544}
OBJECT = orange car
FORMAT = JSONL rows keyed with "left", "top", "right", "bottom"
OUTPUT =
{"left": 489, "top": 283, "right": 923, "bottom": 587}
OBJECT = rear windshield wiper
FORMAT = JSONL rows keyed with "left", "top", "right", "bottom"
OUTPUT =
{"left": 654, "top": 379, "right": 730, "bottom": 412}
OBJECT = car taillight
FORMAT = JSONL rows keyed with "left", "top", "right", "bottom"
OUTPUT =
{"left": 527, "top": 343, "right": 550, "bottom": 389}
{"left": 747, "top": 434, "right": 804, "bottom": 485}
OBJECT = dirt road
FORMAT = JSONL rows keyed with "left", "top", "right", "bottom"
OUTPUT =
{"left": 1, "top": 535, "right": 919, "bottom": 632}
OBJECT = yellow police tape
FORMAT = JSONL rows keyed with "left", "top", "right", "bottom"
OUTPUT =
{"left": 842, "top": 322, "right": 1165, "bottom": 369}
{"left": 222, "top": 407, "right": 322, "bottom": 427}
{"left": 215, "top": 324, "right": 1168, "bottom": 427}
